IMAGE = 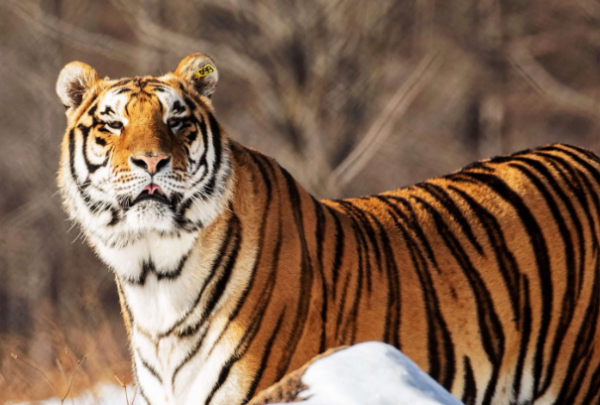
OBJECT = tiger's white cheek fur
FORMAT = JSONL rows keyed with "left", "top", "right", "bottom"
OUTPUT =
{"left": 86, "top": 167, "right": 114, "bottom": 202}
{"left": 59, "top": 162, "right": 115, "bottom": 234}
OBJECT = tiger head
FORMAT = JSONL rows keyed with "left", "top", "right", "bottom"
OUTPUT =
{"left": 56, "top": 54, "right": 232, "bottom": 246}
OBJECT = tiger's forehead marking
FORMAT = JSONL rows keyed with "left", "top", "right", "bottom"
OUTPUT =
{"left": 98, "top": 89, "right": 130, "bottom": 119}
{"left": 98, "top": 81, "right": 187, "bottom": 124}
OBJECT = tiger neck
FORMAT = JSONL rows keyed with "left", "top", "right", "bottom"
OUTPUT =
{"left": 110, "top": 210, "right": 244, "bottom": 338}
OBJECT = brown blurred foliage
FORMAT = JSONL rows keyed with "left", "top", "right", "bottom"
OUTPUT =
{"left": 1, "top": 0, "right": 600, "bottom": 400}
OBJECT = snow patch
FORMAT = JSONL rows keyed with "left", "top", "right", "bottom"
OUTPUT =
{"left": 288, "top": 342, "right": 464, "bottom": 405}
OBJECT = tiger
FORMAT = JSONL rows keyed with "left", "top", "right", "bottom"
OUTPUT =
{"left": 55, "top": 53, "right": 600, "bottom": 405}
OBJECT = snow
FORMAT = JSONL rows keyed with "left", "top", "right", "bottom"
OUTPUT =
{"left": 9, "top": 383, "right": 132, "bottom": 405}
{"left": 283, "top": 342, "right": 464, "bottom": 405}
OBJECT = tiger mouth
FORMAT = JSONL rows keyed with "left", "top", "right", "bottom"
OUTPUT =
{"left": 132, "top": 185, "right": 170, "bottom": 206}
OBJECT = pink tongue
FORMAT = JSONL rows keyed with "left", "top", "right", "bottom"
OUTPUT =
{"left": 143, "top": 184, "right": 163, "bottom": 195}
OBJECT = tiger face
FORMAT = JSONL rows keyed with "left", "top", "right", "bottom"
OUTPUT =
{"left": 56, "top": 54, "right": 232, "bottom": 246}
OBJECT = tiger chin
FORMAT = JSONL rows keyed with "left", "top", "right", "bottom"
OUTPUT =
{"left": 56, "top": 54, "right": 600, "bottom": 405}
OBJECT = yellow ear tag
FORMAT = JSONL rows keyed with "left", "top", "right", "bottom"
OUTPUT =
{"left": 194, "top": 64, "right": 215, "bottom": 79}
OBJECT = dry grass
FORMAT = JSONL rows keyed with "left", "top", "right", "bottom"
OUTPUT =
{"left": 0, "top": 299, "right": 131, "bottom": 404}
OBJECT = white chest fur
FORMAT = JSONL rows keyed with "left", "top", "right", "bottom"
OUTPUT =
{"left": 95, "top": 231, "right": 205, "bottom": 334}
{"left": 92, "top": 226, "right": 257, "bottom": 405}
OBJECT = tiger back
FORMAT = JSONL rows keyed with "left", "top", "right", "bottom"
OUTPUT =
{"left": 56, "top": 54, "right": 600, "bottom": 405}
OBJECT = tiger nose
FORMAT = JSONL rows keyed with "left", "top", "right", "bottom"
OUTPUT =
{"left": 130, "top": 154, "right": 171, "bottom": 174}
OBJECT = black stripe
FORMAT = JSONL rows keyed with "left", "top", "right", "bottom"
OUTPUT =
{"left": 462, "top": 357, "right": 477, "bottom": 405}
{"left": 203, "top": 113, "right": 223, "bottom": 196}
{"left": 336, "top": 201, "right": 365, "bottom": 344}
{"left": 555, "top": 144, "right": 600, "bottom": 165}
{"left": 534, "top": 152, "right": 599, "bottom": 297}
{"left": 365, "top": 208, "right": 401, "bottom": 348}
{"left": 384, "top": 195, "right": 442, "bottom": 274}
{"left": 275, "top": 167, "right": 314, "bottom": 380}
{"left": 108, "top": 78, "right": 133, "bottom": 88}
{"left": 137, "top": 349, "right": 162, "bottom": 384}
{"left": 377, "top": 196, "right": 456, "bottom": 390}
{"left": 171, "top": 325, "right": 210, "bottom": 388}
{"left": 312, "top": 196, "right": 328, "bottom": 353}
{"left": 67, "top": 124, "right": 111, "bottom": 215}
{"left": 241, "top": 179, "right": 286, "bottom": 399}
{"left": 581, "top": 358, "right": 600, "bottom": 404}
{"left": 413, "top": 195, "right": 503, "bottom": 404}
{"left": 242, "top": 309, "right": 287, "bottom": 403}
{"left": 448, "top": 185, "right": 521, "bottom": 324}
{"left": 537, "top": 146, "right": 600, "bottom": 190}
{"left": 156, "top": 255, "right": 188, "bottom": 281}
{"left": 138, "top": 385, "right": 154, "bottom": 405}
{"left": 415, "top": 182, "right": 483, "bottom": 254}
{"left": 172, "top": 100, "right": 185, "bottom": 114}
{"left": 336, "top": 206, "right": 365, "bottom": 343}
{"left": 342, "top": 199, "right": 387, "bottom": 301}
{"left": 187, "top": 129, "right": 198, "bottom": 143}
{"left": 538, "top": 148, "right": 600, "bottom": 260}
{"left": 325, "top": 205, "right": 345, "bottom": 300}
{"left": 122, "top": 259, "right": 154, "bottom": 286}
{"left": 175, "top": 115, "right": 223, "bottom": 226}
{"left": 197, "top": 115, "right": 209, "bottom": 169}
{"left": 197, "top": 213, "right": 242, "bottom": 325}
{"left": 184, "top": 96, "right": 197, "bottom": 112}
{"left": 160, "top": 215, "right": 237, "bottom": 337}
{"left": 512, "top": 274, "right": 532, "bottom": 402}
{"left": 348, "top": 199, "right": 384, "bottom": 271}
{"left": 335, "top": 272, "right": 351, "bottom": 340}
{"left": 509, "top": 158, "right": 579, "bottom": 395}
{"left": 204, "top": 266, "right": 278, "bottom": 405}
{"left": 554, "top": 250, "right": 600, "bottom": 404}
{"left": 223, "top": 152, "right": 273, "bottom": 323}
{"left": 68, "top": 128, "right": 78, "bottom": 184}
{"left": 77, "top": 123, "right": 107, "bottom": 174}
{"left": 87, "top": 103, "right": 98, "bottom": 116}
{"left": 204, "top": 151, "right": 277, "bottom": 356}
{"left": 457, "top": 171, "right": 552, "bottom": 398}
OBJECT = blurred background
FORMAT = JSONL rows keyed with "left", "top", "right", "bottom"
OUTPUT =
{"left": 2, "top": 0, "right": 600, "bottom": 402}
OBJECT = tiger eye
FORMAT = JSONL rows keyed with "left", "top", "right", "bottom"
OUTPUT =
{"left": 106, "top": 121, "right": 123, "bottom": 130}
{"left": 168, "top": 118, "right": 184, "bottom": 132}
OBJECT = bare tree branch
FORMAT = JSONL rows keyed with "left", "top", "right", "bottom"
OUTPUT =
{"left": 0, "top": 53, "right": 55, "bottom": 105}
{"left": 328, "top": 52, "right": 443, "bottom": 190}
{"left": 575, "top": 0, "right": 600, "bottom": 21}
{"left": 60, "top": 355, "right": 86, "bottom": 404}
{"left": 11, "top": 352, "right": 61, "bottom": 398}
{"left": 415, "top": 0, "right": 435, "bottom": 50}
{"left": 520, "top": 29, "right": 600, "bottom": 57}
{"left": 509, "top": 41, "right": 600, "bottom": 121}
{"left": 1, "top": 0, "right": 158, "bottom": 68}
{"left": 108, "top": 0, "right": 272, "bottom": 87}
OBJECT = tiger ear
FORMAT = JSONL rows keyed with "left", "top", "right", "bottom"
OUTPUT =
{"left": 56, "top": 61, "right": 100, "bottom": 110}
{"left": 174, "top": 53, "right": 219, "bottom": 99}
